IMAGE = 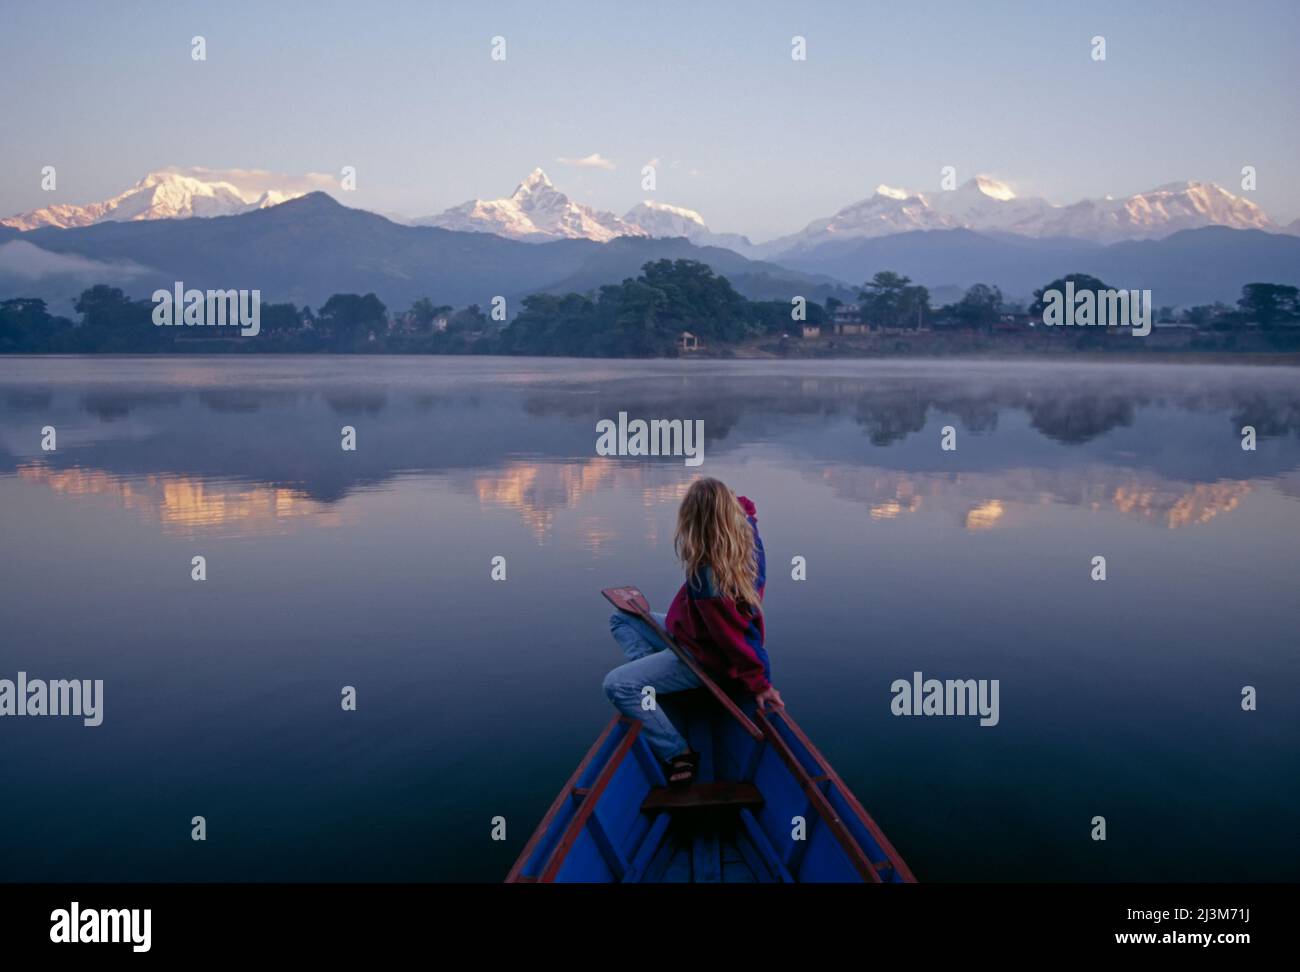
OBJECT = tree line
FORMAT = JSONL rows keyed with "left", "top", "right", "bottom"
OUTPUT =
{"left": 855, "top": 271, "right": 1300, "bottom": 335}
{"left": 2, "top": 261, "right": 1298, "bottom": 355}
{"left": 0, "top": 286, "right": 496, "bottom": 354}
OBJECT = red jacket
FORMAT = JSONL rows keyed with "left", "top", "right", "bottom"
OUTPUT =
{"left": 666, "top": 496, "right": 769, "bottom": 694}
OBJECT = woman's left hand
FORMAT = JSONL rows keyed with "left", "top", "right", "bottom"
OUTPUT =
{"left": 756, "top": 686, "right": 784, "bottom": 710}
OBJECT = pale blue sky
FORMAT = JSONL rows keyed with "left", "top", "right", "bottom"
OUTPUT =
{"left": 2, "top": 0, "right": 1297, "bottom": 240}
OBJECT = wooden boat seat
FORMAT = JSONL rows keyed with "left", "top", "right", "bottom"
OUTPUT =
{"left": 641, "top": 781, "right": 764, "bottom": 813}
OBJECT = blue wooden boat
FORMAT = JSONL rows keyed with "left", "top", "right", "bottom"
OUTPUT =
{"left": 506, "top": 588, "right": 915, "bottom": 884}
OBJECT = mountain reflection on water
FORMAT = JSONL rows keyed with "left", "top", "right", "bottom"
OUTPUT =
{"left": 3, "top": 358, "right": 1297, "bottom": 538}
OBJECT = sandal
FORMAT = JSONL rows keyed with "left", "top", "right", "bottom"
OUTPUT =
{"left": 665, "top": 750, "right": 699, "bottom": 788}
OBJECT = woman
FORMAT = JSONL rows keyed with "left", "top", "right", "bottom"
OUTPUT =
{"left": 603, "top": 478, "right": 782, "bottom": 786}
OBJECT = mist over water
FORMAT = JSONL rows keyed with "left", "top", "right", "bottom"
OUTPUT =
{"left": 1, "top": 356, "right": 1297, "bottom": 881}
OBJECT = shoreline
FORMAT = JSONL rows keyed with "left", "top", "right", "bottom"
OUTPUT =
{"left": 4, "top": 349, "right": 1300, "bottom": 366}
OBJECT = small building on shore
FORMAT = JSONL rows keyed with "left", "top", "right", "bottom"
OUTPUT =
{"left": 678, "top": 331, "right": 700, "bottom": 352}
{"left": 1148, "top": 321, "right": 1199, "bottom": 347}
{"left": 831, "top": 302, "right": 867, "bottom": 334}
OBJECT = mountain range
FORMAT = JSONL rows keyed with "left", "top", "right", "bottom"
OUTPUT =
{"left": 9, "top": 167, "right": 1292, "bottom": 251}
{"left": 757, "top": 176, "right": 1286, "bottom": 256}
{"left": 2, "top": 169, "right": 1298, "bottom": 312}
{"left": 773, "top": 226, "right": 1300, "bottom": 308}
{"left": 0, "top": 171, "right": 301, "bottom": 231}
{"left": 0, "top": 193, "right": 849, "bottom": 312}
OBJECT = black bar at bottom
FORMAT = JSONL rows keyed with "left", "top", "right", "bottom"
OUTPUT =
{"left": 0, "top": 882, "right": 1284, "bottom": 957}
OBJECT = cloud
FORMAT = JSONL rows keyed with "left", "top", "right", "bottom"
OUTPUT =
{"left": 0, "top": 240, "right": 150, "bottom": 280}
{"left": 554, "top": 153, "right": 616, "bottom": 171}
{"left": 160, "top": 166, "right": 338, "bottom": 200}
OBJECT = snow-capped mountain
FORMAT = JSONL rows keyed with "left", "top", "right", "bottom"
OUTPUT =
{"left": 1, "top": 171, "right": 302, "bottom": 231}
{"left": 623, "top": 199, "right": 708, "bottom": 239}
{"left": 761, "top": 178, "right": 1282, "bottom": 255}
{"left": 417, "top": 168, "right": 647, "bottom": 243}
{"left": 927, "top": 176, "right": 1054, "bottom": 235}
{"left": 1033, "top": 181, "right": 1277, "bottom": 242}
{"left": 759, "top": 184, "right": 953, "bottom": 256}
{"left": 622, "top": 199, "right": 757, "bottom": 254}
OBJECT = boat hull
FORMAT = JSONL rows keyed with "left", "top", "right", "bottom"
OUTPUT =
{"left": 507, "top": 690, "right": 914, "bottom": 883}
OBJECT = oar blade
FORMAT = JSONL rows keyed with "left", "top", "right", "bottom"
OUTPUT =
{"left": 602, "top": 586, "right": 650, "bottom": 617}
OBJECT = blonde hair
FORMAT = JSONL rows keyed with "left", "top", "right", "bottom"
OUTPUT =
{"left": 674, "top": 478, "right": 761, "bottom": 611}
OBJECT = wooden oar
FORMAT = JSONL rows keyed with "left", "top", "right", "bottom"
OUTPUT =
{"left": 602, "top": 586, "right": 763, "bottom": 740}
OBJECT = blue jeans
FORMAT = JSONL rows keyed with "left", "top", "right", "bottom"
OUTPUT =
{"left": 603, "top": 611, "right": 701, "bottom": 761}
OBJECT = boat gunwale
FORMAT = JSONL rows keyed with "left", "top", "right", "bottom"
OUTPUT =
{"left": 767, "top": 708, "right": 917, "bottom": 883}
{"left": 754, "top": 707, "right": 884, "bottom": 883}
{"left": 537, "top": 717, "right": 643, "bottom": 883}
{"left": 505, "top": 714, "right": 625, "bottom": 883}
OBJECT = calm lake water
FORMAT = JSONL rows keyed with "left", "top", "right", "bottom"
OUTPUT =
{"left": 1, "top": 356, "right": 1297, "bottom": 882}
